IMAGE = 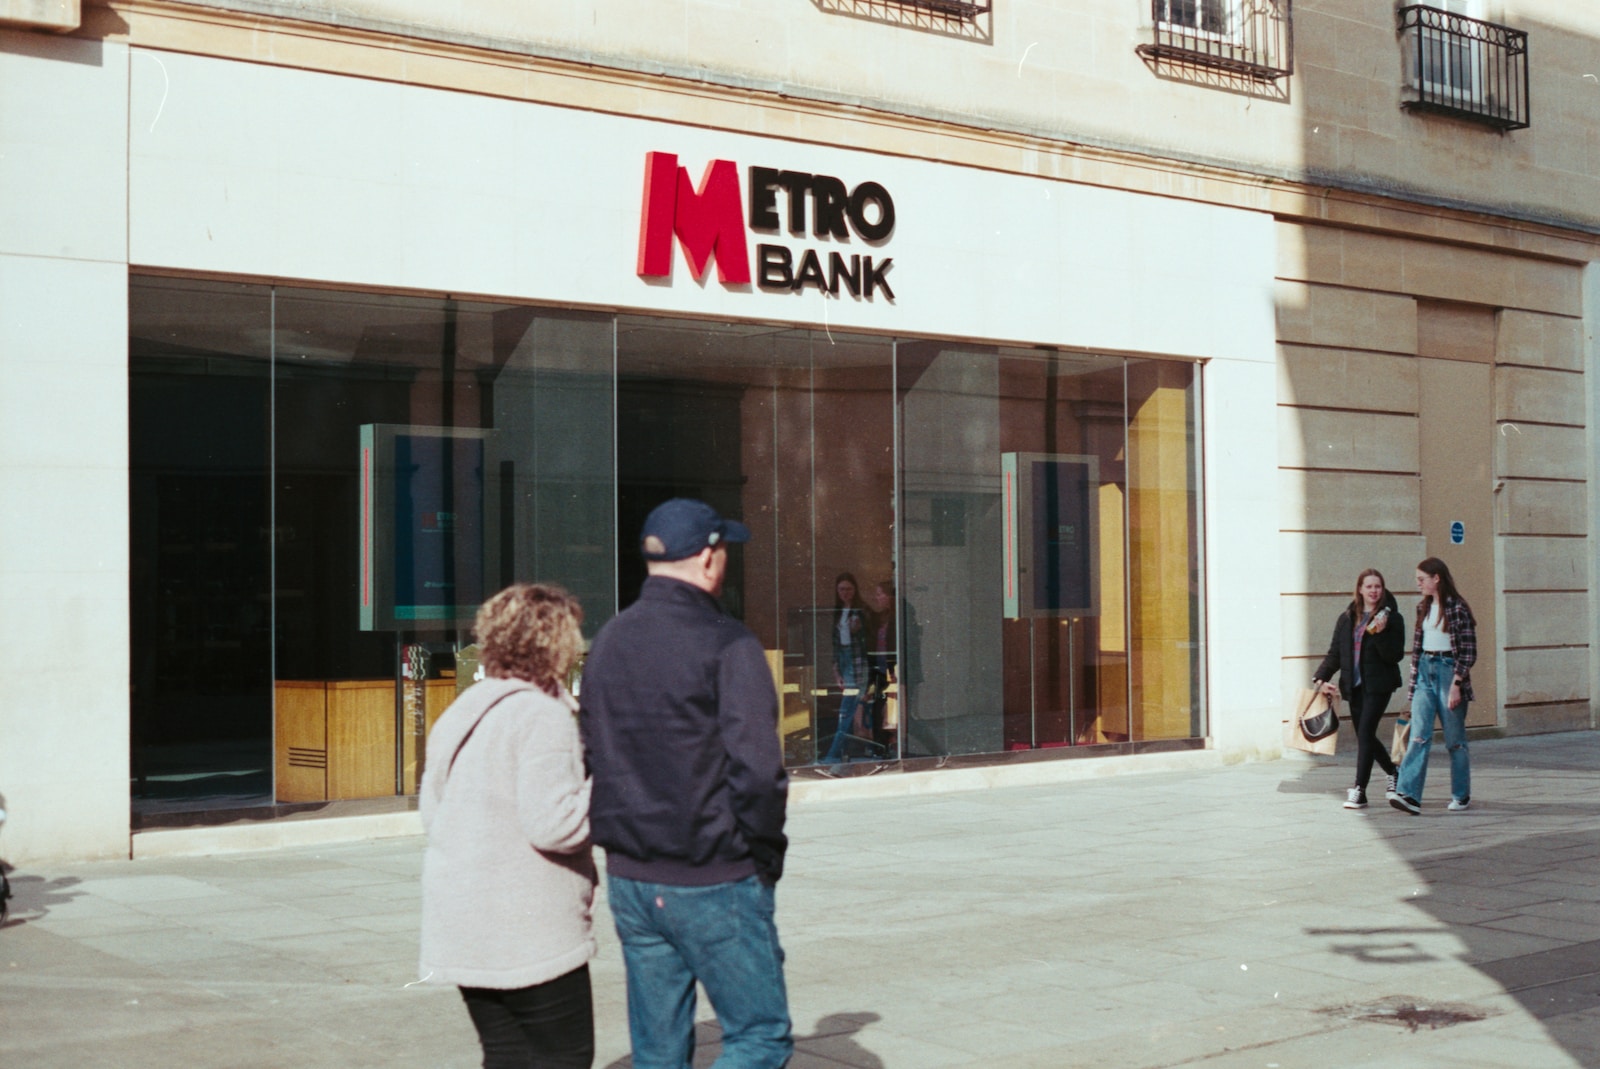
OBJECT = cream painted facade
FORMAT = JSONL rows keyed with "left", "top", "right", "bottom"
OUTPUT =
{"left": 1, "top": 0, "right": 1597, "bottom": 862}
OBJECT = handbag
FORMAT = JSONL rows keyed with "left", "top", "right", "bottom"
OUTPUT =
{"left": 1297, "top": 688, "right": 1340, "bottom": 742}
{"left": 1389, "top": 714, "right": 1410, "bottom": 765}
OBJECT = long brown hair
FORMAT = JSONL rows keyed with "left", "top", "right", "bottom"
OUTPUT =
{"left": 1417, "top": 557, "right": 1473, "bottom": 623}
{"left": 833, "top": 572, "right": 864, "bottom": 614}
{"left": 1348, "top": 568, "right": 1389, "bottom": 621}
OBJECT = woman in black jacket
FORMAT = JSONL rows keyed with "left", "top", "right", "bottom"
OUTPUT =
{"left": 1312, "top": 568, "right": 1405, "bottom": 810}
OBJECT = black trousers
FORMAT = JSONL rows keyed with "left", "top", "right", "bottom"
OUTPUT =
{"left": 460, "top": 964, "right": 594, "bottom": 1069}
{"left": 1350, "top": 684, "right": 1398, "bottom": 793}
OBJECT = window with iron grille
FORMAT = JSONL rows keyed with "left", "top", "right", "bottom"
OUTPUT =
{"left": 1138, "top": 0, "right": 1293, "bottom": 81}
{"left": 1161, "top": 0, "right": 1229, "bottom": 36}
{"left": 812, "top": 0, "right": 992, "bottom": 37}
{"left": 912, "top": 0, "right": 990, "bottom": 13}
{"left": 1398, "top": 3, "right": 1529, "bottom": 130}
{"left": 878, "top": 0, "right": 990, "bottom": 16}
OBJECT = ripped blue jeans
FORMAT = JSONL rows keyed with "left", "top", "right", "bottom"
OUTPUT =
{"left": 1396, "top": 652, "right": 1470, "bottom": 804}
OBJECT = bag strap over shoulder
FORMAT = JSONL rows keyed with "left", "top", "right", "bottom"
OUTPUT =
{"left": 441, "top": 682, "right": 538, "bottom": 784}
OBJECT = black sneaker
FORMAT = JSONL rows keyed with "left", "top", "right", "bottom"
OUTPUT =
{"left": 1389, "top": 793, "right": 1421, "bottom": 815}
{"left": 1343, "top": 788, "right": 1368, "bottom": 810}
{"left": 1384, "top": 774, "right": 1398, "bottom": 801}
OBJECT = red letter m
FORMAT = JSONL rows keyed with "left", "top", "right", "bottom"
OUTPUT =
{"left": 636, "top": 152, "right": 751, "bottom": 285}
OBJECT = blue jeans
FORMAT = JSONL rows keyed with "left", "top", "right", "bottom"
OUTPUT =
{"left": 1397, "top": 653, "right": 1470, "bottom": 803}
{"left": 606, "top": 874, "right": 792, "bottom": 1069}
{"left": 822, "top": 658, "right": 862, "bottom": 763}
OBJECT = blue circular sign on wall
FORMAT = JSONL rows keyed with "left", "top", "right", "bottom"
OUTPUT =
{"left": 1450, "top": 521, "right": 1465, "bottom": 545}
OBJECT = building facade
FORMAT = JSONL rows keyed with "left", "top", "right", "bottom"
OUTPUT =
{"left": 1, "top": 0, "right": 1596, "bottom": 863}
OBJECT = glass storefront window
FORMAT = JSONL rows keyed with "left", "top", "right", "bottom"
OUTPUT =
{"left": 130, "top": 278, "right": 274, "bottom": 812}
{"left": 269, "top": 289, "right": 616, "bottom": 803}
{"left": 897, "top": 344, "right": 1204, "bottom": 759}
{"left": 1126, "top": 358, "right": 1204, "bottom": 742}
{"left": 131, "top": 279, "right": 614, "bottom": 815}
{"left": 131, "top": 279, "right": 1202, "bottom": 817}
{"left": 615, "top": 316, "right": 896, "bottom": 766}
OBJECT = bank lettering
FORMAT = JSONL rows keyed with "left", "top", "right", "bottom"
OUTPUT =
{"left": 637, "top": 152, "right": 895, "bottom": 300}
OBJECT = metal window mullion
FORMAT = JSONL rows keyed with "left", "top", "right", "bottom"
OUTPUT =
{"left": 609, "top": 316, "right": 619, "bottom": 620}
{"left": 1521, "top": 32, "right": 1531, "bottom": 128}
{"left": 1121, "top": 360, "right": 1134, "bottom": 745}
{"left": 891, "top": 339, "right": 903, "bottom": 761}
{"left": 268, "top": 287, "right": 278, "bottom": 805}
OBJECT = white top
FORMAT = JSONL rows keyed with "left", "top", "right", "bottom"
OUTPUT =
{"left": 1421, "top": 602, "right": 1452, "bottom": 652}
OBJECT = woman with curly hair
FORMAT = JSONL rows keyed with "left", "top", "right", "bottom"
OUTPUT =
{"left": 419, "top": 583, "right": 596, "bottom": 1068}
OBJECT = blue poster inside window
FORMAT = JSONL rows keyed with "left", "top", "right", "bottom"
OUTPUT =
{"left": 1002, "top": 452, "right": 1099, "bottom": 619}
{"left": 361, "top": 424, "right": 498, "bottom": 630}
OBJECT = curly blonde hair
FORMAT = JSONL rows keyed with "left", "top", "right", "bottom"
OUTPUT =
{"left": 473, "top": 583, "right": 584, "bottom": 696}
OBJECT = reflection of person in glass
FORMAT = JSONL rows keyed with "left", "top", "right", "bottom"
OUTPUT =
{"left": 821, "top": 572, "right": 870, "bottom": 764}
{"left": 865, "top": 580, "right": 899, "bottom": 753}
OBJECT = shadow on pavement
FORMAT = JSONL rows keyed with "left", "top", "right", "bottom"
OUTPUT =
{"left": 1283, "top": 736, "right": 1600, "bottom": 1068}
{"left": 0, "top": 866, "right": 84, "bottom": 929}
{"left": 602, "top": 1010, "right": 883, "bottom": 1068}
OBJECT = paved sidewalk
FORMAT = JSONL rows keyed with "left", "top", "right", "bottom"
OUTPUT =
{"left": 3, "top": 733, "right": 1599, "bottom": 1068}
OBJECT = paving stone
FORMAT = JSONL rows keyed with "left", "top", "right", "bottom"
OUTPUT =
{"left": 5, "top": 733, "right": 1600, "bottom": 1068}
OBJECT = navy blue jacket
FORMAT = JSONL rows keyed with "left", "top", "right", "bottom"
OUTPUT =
{"left": 580, "top": 576, "right": 788, "bottom": 886}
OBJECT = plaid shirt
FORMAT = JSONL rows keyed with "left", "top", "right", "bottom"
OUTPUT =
{"left": 1409, "top": 594, "right": 1477, "bottom": 701}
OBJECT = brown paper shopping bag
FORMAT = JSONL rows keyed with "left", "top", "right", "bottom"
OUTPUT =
{"left": 1284, "top": 686, "right": 1339, "bottom": 756}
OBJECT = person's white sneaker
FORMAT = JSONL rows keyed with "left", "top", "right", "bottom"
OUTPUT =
{"left": 1447, "top": 797, "right": 1471, "bottom": 812}
{"left": 1344, "top": 787, "right": 1368, "bottom": 810}
{"left": 1384, "top": 775, "right": 1398, "bottom": 802}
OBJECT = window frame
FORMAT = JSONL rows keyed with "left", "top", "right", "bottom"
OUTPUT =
{"left": 1397, "top": 2, "right": 1530, "bottom": 130}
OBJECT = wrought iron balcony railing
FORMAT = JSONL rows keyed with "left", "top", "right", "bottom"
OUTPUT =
{"left": 1137, "top": 0, "right": 1294, "bottom": 82}
{"left": 1398, "top": 6, "right": 1529, "bottom": 130}
{"left": 880, "top": 0, "right": 989, "bottom": 16}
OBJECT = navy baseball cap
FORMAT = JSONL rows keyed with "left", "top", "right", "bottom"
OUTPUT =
{"left": 640, "top": 498, "right": 751, "bottom": 562}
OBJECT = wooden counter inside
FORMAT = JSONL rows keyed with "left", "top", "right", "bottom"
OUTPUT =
{"left": 275, "top": 678, "right": 454, "bottom": 802}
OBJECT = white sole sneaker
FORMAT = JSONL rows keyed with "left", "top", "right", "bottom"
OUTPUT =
{"left": 1447, "top": 798, "right": 1471, "bottom": 811}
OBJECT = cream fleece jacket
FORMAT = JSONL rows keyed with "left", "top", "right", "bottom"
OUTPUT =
{"left": 418, "top": 676, "right": 596, "bottom": 989}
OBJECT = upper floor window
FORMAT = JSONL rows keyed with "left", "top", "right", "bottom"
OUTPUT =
{"left": 1138, "top": 0, "right": 1293, "bottom": 82}
{"left": 1159, "top": 0, "right": 1230, "bottom": 37}
{"left": 1398, "top": 3, "right": 1529, "bottom": 130}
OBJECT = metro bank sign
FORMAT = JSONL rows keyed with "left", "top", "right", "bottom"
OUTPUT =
{"left": 636, "top": 152, "right": 896, "bottom": 300}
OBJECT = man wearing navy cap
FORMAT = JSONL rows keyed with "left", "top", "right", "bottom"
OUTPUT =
{"left": 581, "top": 498, "right": 793, "bottom": 1068}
